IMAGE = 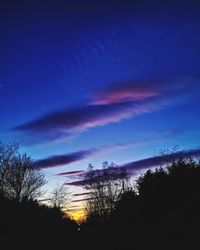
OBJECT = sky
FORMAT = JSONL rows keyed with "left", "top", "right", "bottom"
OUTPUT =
{"left": 1, "top": 0, "right": 200, "bottom": 220}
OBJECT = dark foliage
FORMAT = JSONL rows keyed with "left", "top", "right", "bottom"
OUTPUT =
{"left": 0, "top": 195, "right": 78, "bottom": 249}
{"left": 1, "top": 159, "right": 200, "bottom": 250}
{"left": 79, "top": 159, "right": 200, "bottom": 249}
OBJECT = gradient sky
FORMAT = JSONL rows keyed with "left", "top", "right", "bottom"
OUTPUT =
{"left": 1, "top": 0, "right": 200, "bottom": 219}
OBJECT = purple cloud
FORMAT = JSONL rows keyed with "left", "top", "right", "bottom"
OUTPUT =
{"left": 57, "top": 170, "right": 85, "bottom": 176}
{"left": 89, "top": 79, "right": 177, "bottom": 105}
{"left": 66, "top": 148, "right": 200, "bottom": 186}
{"left": 66, "top": 180, "right": 92, "bottom": 187}
{"left": 14, "top": 100, "right": 157, "bottom": 143}
{"left": 122, "top": 148, "right": 200, "bottom": 172}
{"left": 66, "top": 167, "right": 129, "bottom": 187}
{"left": 32, "top": 130, "right": 185, "bottom": 170}
{"left": 13, "top": 78, "right": 188, "bottom": 144}
{"left": 34, "top": 149, "right": 96, "bottom": 169}
{"left": 33, "top": 141, "right": 138, "bottom": 169}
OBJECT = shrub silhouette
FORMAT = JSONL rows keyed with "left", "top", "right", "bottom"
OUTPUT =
{"left": 0, "top": 195, "right": 78, "bottom": 249}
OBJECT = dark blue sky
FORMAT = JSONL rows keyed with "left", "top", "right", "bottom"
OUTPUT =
{"left": 1, "top": 0, "right": 200, "bottom": 195}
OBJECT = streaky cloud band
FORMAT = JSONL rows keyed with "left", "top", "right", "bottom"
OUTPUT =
{"left": 66, "top": 148, "right": 200, "bottom": 186}
{"left": 12, "top": 77, "right": 190, "bottom": 144}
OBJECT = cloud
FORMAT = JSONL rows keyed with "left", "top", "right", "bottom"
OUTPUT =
{"left": 14, "top": 100, "right": 157, "bottom": 143}
{"left": 66, "top": 148, "right": 200, "bottom": 186}
{"left": 122, "top": 148, "right": 200, "bottom": 173}
{"left": 57, "top": 170, "right": 85, "bottom": 176}
{"left": 71, "top": 197, "right": 95, "bottom": 203}
{"left": 89, "top": 80, "right": 165, "bottom": 105}
{"left": 65, "top": 180, "right": 90, "bottom": 187}
{"left": 73, "top": 192, "right": 92, "bottom": 197}
{"left": 13, "top": 78, "right": 188, "bottom": 144}
{"left": 65, "top": 208, "right": 85, "bottom": 213}
{"left": 66, "top": 167, "right": 129, "bottom": 187}
{"left": 34, "top": 149, "right": 96, "bottom": 169}
{"left": 89, "top": 78, "right": 189, "bottom": 106}
{"left": 33, "top": 141, "right": 138, "bottom": 169}
{"left": 46, "top": 130, "right": 188, "bottom": 170}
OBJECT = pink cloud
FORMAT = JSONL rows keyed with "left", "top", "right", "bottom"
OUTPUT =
{"left": 70, "top": 101, "right": 158, "bottom": 133}
{"left": 15, "top": 100, "right": 157, "bottom": 144}
{"left": 90, "top": 84, "right": 159, "bottom": 105}
{"left": 89, "top": 79, "right": 187, "bottom": 107}
{"left": 14, "top": 78, "right": 186, "bottom": 144}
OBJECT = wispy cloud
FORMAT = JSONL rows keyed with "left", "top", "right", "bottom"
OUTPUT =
{"left": 13, "top": 78, "right": 189, "bottom": 144}
{"left": 56, "top": 170, "right": 85, "bottom": 176}
{"left": 73, "top": 192, "right": 92, "bottom": 197}
{"left": 14, "top": 101, "right": 157, "bottom": 144}
{"left": 33, "top": 141, "right": 138, "bottom": 169}
{"left": 66, "top": 148, "right": 200, "bottom": 186}
{"left": 65, "top": 180, "right": 88, "bottom": 187}
{"left": 89, "top": 79, "right": 173, "bottom": 105}
{"left": 71, "top": 197, "right": 95, "bottom": 203}
{"left": 34, "top": 149, "right": 96, "bottom": 169}
{"left": 33, "top": 129, "right": 188, "bottom": 169}
{"left": 122, "top": 148, "right": 200, "bottom": 173}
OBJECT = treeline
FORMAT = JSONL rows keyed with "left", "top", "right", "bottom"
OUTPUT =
{"left": 0, "top": 142, "right": 77, "bottom": 249}
{"left": 0, "top": 195, "right": 77, "bottom": 248}
{"left": 1, "top": 141, "right": 200, "bottom": 249}
{"left": 79, "top": 159, "right": 200, "bottom": 249}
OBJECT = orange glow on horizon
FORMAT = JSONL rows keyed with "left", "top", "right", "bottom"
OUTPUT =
{"left": 64, "top": 208, "right": 86, "bottom": 222}
{"left": 67, "top": 211, "right": 86, "bottom": 222}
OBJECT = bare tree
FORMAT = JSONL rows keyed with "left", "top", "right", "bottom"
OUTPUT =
{"left": 83, "top": 162, "right": 130, "bottom": 219}
{"left": 0, "top": 142, "right": 47, "bottom": 201}
{"left": 49, "top": 183, "right": 71, "bottom": 209}
{"left": 0, "top": 142, "right": 18, "bottom": 195}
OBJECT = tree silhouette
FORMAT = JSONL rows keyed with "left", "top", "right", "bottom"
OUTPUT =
{"left": 82, "top": 162, "right": 130, "bottom": 221}
{"left": 49, "top": 182, "right": 71, "bottom": 209}
{"left": 111, "top": 158, "right": 200, "bottom": 249}
{"left": 0, "top": 194, "right": 78, "bottom": 249}
{"left": 0, "top": 142, "right": 46, "bottom": 201}
{"left": 1, "top": 142, "right": 200, "bottom": 250}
